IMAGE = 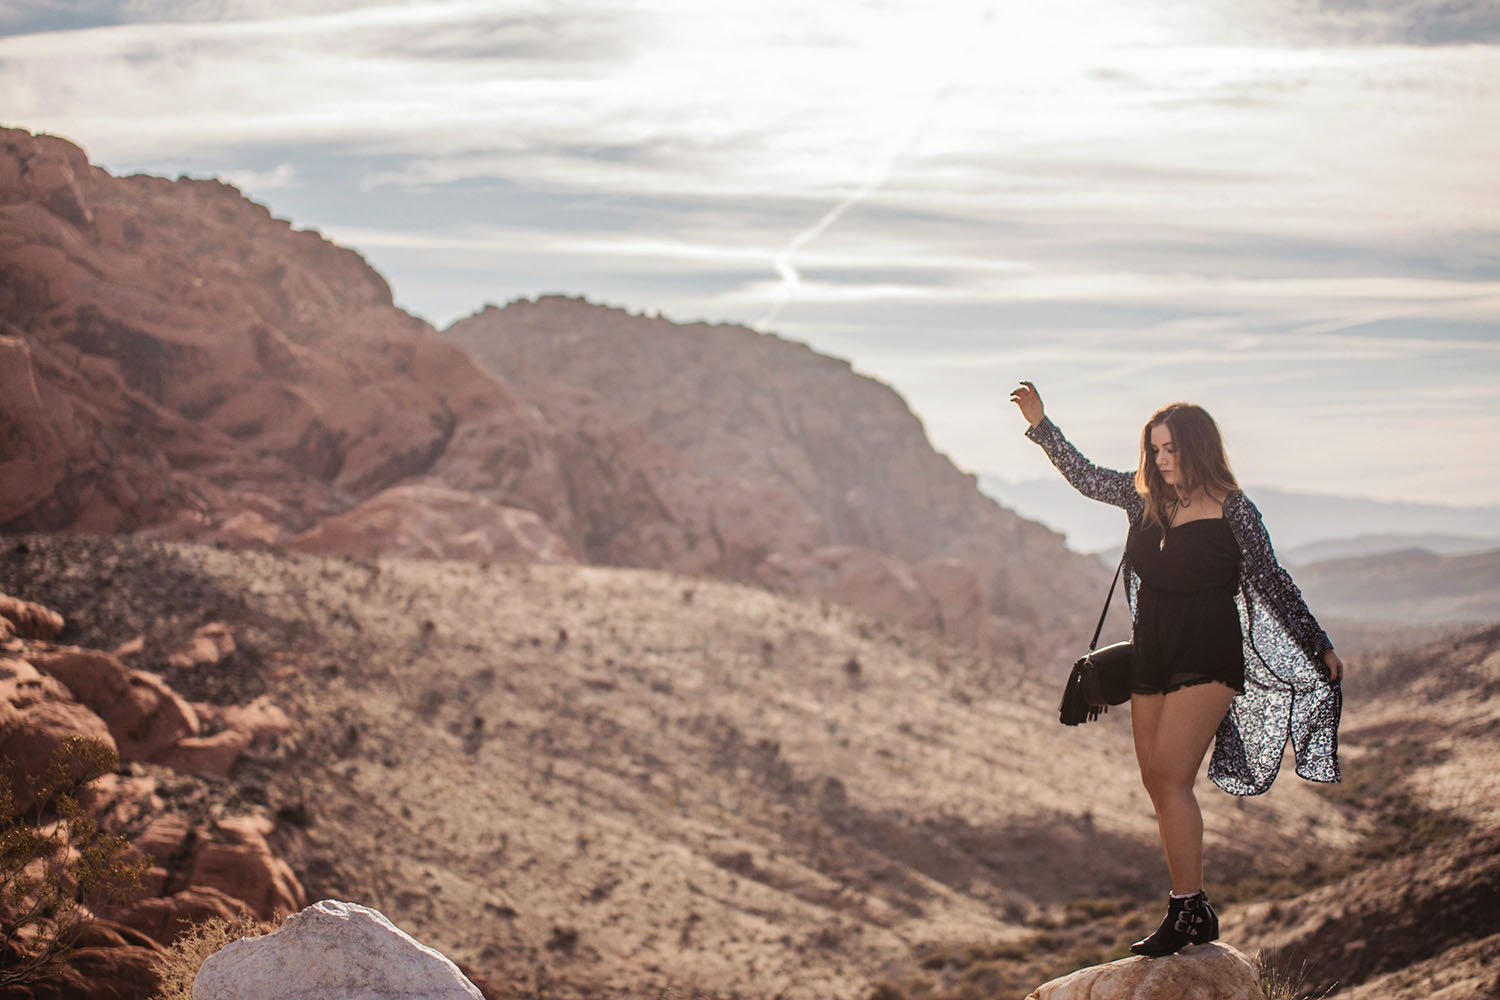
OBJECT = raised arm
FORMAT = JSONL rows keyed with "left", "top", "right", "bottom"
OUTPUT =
{"left": 1011, "top": 383, "right": 1138, "bottom": 511}
{"left": 1225, "top": 492, "right": 1336, "bottom": 667}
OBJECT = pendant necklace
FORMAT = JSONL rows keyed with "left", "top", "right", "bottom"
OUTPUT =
{"left": 1161, "top": 495, "right": 1189, "bottom": 551}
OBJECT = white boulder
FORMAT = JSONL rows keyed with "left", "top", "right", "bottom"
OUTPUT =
{"left": 192, "top": 899, "right": 483, "bottom": 1000}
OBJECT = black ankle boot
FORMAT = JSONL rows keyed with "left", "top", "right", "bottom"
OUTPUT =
{"left": 1129, "top": 890, "right": 1219, "bottom": 957}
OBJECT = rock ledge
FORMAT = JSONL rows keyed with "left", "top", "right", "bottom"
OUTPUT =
{"left": 1026, "top": 942, "right": 1261, "bottom": 1000}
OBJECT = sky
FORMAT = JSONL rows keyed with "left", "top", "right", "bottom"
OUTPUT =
{"left": 2, "top": 0, "right": 1498, "bottom": 508}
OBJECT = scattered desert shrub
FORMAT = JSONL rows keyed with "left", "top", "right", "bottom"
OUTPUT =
{"left": 1255, "top": 948, "right": 1336, "bottom": 1000}
{"left": 1, "top": 736, "right": 147, "bottom": 987}
{"left": 864, "top": 974, "right": 938, "bottom": 1000}
{"left": 1219, "top": 864, "right": 1329, "bottom": 906}
{"left": 1065, "top": 896, "right": 1128, "bottom": 920}
{"left": 1027, "top": 911, "right": 1061, "bottom": 931}
{"left": 918, "top": 936, "right": 1037, "bottom": 971}
{"left": 957, "top": 958, "right": 1035, "bottom": 996}
{"left": 1223, "top": 738, "right": 1469, "bottom": 906}
{"left": 1350, "top": 795, "right": 1468, "bottom": 864}
{"left": 152, "top": 911, "right": 273, "bottom": 1000}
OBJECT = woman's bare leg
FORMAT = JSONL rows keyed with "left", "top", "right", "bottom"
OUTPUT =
{"left": 1130, "top": 691, "right": 1165, "bottom": 789}
{"left": 1134, "top": 683, "right": 1237, "bottom": 893}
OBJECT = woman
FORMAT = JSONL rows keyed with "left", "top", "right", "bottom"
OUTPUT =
{"left": 1009, "top": 381, "right": 1344, "bottom": 957}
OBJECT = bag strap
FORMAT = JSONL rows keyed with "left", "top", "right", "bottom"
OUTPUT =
{"left": 1088, "top": 553, "right": 1126, "bottom": 653}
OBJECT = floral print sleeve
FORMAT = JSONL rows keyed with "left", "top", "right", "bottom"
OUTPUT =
{"left": 1024, "top": 417, "right": 1142, "bottom": 518}
{"left": 1212, "top": 490, "right": 1341, "bottom": 796}
{"left": 1223, "top": 493, "right": 1333, "bottom": 661}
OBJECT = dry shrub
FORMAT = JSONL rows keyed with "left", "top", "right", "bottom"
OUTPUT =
{"left": 152, "top": 912, "right": 273, "bottom": 1000}
{"left": 1, "top": 736, "right": 147, "bottom": 987}
{"left": 1255, "top": 949, "right": 1336, "bottom": 1000}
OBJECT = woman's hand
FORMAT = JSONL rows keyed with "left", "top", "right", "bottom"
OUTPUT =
{"left": 1010, "top": 381, "right": 1045, "bottom": 428}
{"left": 1321, "top": 648, "right": 1345, "bottom": 683}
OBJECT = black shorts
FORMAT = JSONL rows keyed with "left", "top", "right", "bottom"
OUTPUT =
{"left": 1131, "top": 588, "right": 1245, "bottom": 696}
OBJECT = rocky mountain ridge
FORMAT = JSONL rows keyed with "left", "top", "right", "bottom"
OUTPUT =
{"left": 445, "top": 298, "right": 1096, "bottom": 653}
{"left": 0, "top": 127, "right": 562, "bottom": 554}
{"left": 1, "top": 125, "right": 1102, "bottom": 655}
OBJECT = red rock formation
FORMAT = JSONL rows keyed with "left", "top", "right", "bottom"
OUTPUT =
{"left": 186, "top": 816, "right": 307, "bottom": 922}
{"left": 1, "top": 125, "right": 1099, "bottom": 649}
{"left": 0, "top": 587, "right": 307, "bottom": 994}
{"left": 756, "top": 546, "right": 941, "bottom": 631}
{"left": 162, "top": 696, "right": 294, "bottom": 780}
{"left": 0, "top": 591, "right": 64, "bottom": 640}
{"left": 117, "top": 886, "right": 253, "bottom": 947}
{"left": 0, "top": 346, "right": 73, "bottom": 522}
{"left": 0, "top": 944, "right": 164, "bottom": 1000}
{"left": 166, "top": 622, "right": 236, "bottom": 671}
{"left": 82, "top": 773, "right": 165, "bottom": 843}
{"left": 290, "top": 481, "right": 574, "bottom": 563}
{"left": 445, "top": 297, "right": 1105, "bottom": 649}
{"left": 0, "top": 656, "right": 117, "bottom": 815}
{"left": 0, "top": 126, "right": 567, "bottom": 549}
{"left": 1025, "top": 942, "right": 1262, "bottom": 999}
{"left": 24, "top": 646, "right": 199, "bottom": 762}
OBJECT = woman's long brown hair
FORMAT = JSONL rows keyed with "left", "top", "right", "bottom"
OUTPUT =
{"left": 1136, "top": 403, "right": 1240, "bottom": 535}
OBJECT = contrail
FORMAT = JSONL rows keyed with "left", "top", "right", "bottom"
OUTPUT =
{"left": 756, "top": 137, "right": 912, "bottom": 332}
{"left": 755, "top": 3, "right": 996, "bottom": 333}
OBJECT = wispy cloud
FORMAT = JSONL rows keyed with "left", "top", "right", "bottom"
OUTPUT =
{"left": 1, "top": 0, "right": 1495, "bottom": 502}
{"left": 1194, "top": 0, "right": 1500, "bottom": 46}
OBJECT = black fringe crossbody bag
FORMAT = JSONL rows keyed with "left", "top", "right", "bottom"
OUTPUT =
{"left": 1059, "top": 554, "right": 1135, "bottom": 726}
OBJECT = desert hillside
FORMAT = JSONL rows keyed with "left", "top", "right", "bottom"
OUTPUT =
{"left": 1223, "top": 623, "right": 1500, "bottom": 1000}
{"left": 2, "top": 535, "right": 1358, "bottom": 999}
{"left": 0, "top": 125, "right": 1102, "bottom": 654}
{"left": 855, "top": 623, "right": 1500, "bottom": 1000}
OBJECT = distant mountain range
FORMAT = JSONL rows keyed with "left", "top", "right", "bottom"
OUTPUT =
{"left": 1292, "top": 546, "right": 1500, "bottom": 625}
{"left": 980, "top": 475, "right": 1500, "bottom": 563}
{"left": 1278, "top": 533, "right": 1500, "bottom": 566}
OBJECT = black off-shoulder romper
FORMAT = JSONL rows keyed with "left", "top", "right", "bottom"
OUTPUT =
{"left": 1125, "top": 516, "right": 1245, "bottom": 695}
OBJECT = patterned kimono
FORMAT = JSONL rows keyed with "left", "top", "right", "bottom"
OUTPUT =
{"left": 1026, "top": 417, "right": 1342, "bottom": 795}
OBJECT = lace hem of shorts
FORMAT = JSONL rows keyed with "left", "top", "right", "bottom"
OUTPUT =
{"left": 1132, "top": 675, "right": 1245, "bottom": 697}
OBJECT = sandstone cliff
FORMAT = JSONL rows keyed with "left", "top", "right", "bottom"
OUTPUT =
{"left": 0, "top": 126, "right": 566, "bottom": 559}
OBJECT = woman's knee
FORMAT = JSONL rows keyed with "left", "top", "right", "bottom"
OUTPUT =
{"left": 1143, "top": 758, "right": 1193, "bottom": 801}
